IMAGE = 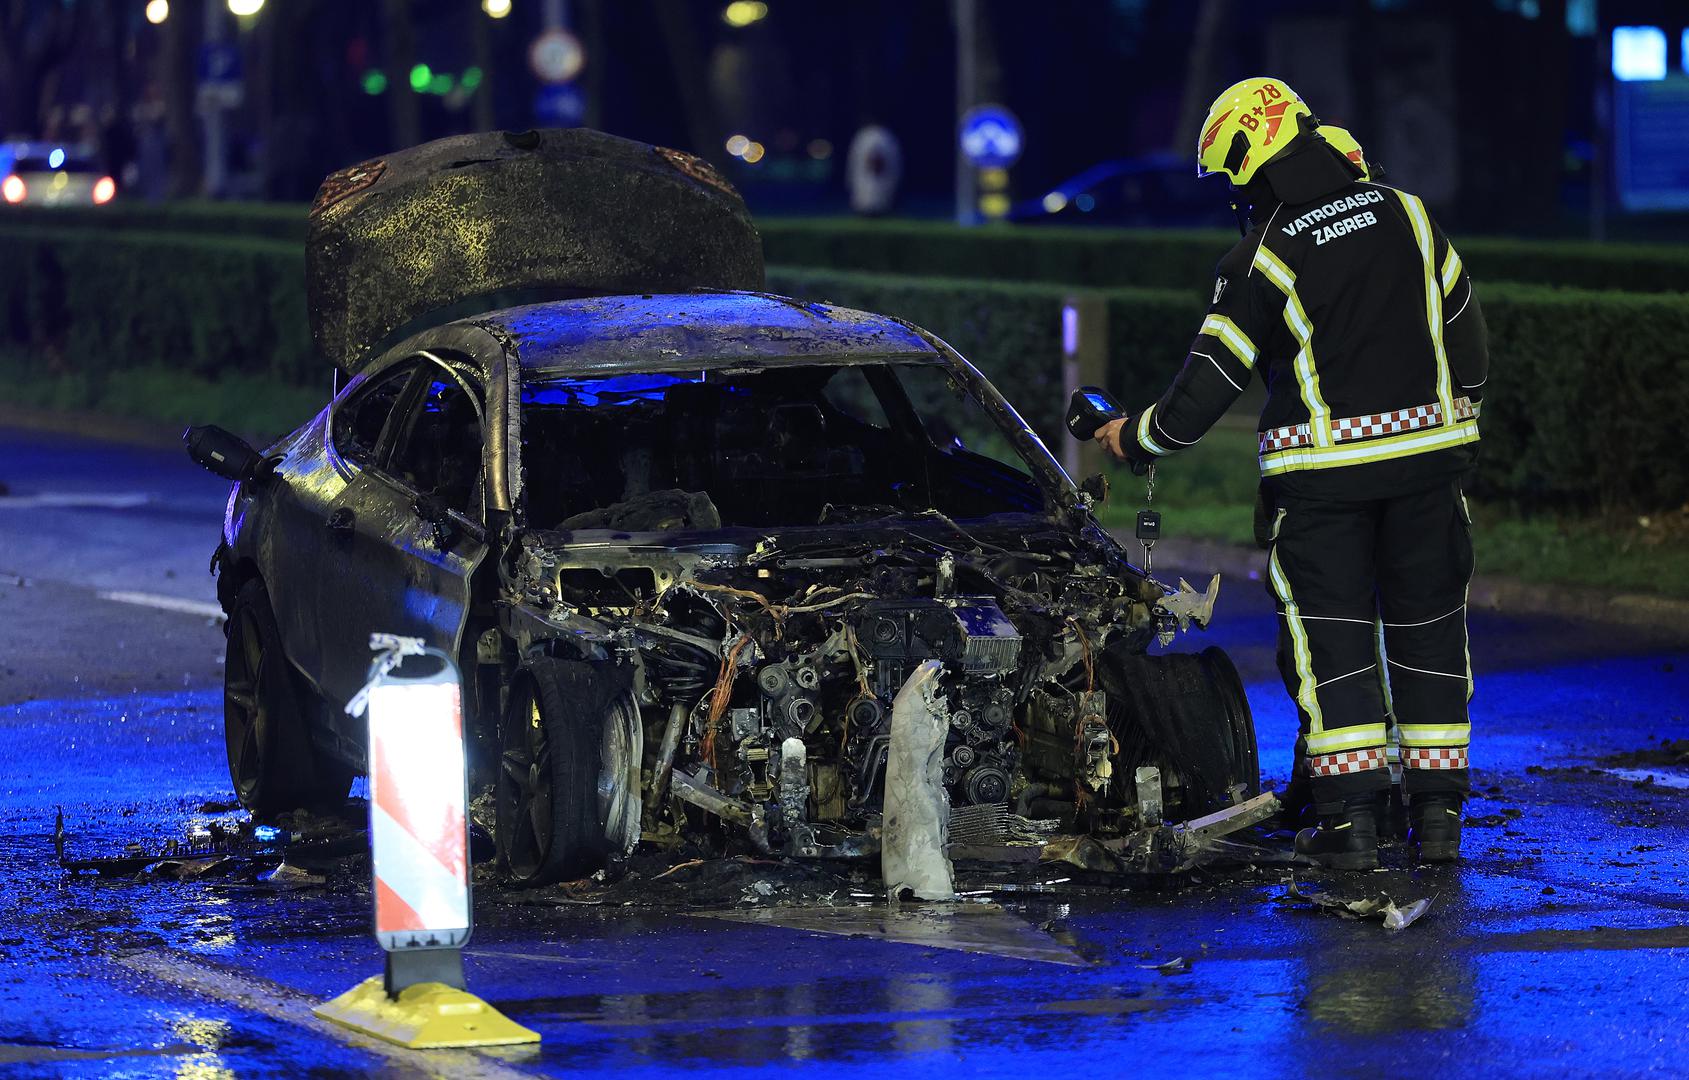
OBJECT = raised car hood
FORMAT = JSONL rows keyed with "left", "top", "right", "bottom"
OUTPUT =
{"left": 305, "top": 128, "right": 765, "bottom": 374}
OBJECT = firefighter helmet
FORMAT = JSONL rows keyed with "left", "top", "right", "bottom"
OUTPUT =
{"left": 1318, "top": 124, "right": 1370, "bottom": 180}
{"left": 1196, "top": 77, "right": 1313, "bottom": 185}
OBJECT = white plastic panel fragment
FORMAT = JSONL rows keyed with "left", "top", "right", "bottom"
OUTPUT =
{"left": 881, "top": 660, "right": 955, "bottom": 902}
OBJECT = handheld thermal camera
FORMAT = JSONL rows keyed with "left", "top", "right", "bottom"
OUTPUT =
{"left": 1065, "top": 385, "right": 1127, "bottom": 441}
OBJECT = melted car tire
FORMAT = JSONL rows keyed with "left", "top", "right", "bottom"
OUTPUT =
{"left": 1198, "top": 645, "right": 1261, "bottom": 800}
{"left": 223, "top": 580, "right": 353, "bottom": 818}
{"left": 1097, "top": 644, "right": 1260, "bottom": 817}
{"left": 498, "top": 658, "right": 631, "bottom": 887}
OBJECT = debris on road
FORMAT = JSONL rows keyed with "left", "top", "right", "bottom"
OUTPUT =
{"left": 56, "top": 805, "right": 365, "bottom": 879}
{"left": 1591, "top": 739, "right": 1689, "bottom": 790}
{"left": 59, "top": 792, "right": 1295, "bottom": 904}
{"left": 1381, "top": 898, "right": 1434, "bottom": 930}
{"left": 1038, "top": 791, "right": 1283, "bottom": 875}
{"left": 144, "top": 855, "right": 233, "bottom": 880}
{"left": 1600, "top": 738, "right": 1689, "bottom": 769}
{"left": 258, "top": 861, "right": 328, "bottom": 889}
{"left": 1465, "top": 809, "right": 1523, "bottom": 827}
{"left": 1284, "top": 880, "right": 1435, "bottom": 931}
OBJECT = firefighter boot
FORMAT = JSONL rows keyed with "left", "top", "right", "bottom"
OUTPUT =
{"left": 1409, "top": 795, "right": 1463, "bottom": 863}
{"left": 1295, "top": 796, "right": 1379, "bottom": 871}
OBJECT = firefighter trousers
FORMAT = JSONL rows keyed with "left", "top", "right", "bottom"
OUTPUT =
{"left": 1264, "top": 480, "right": 1474, "bottom": 809}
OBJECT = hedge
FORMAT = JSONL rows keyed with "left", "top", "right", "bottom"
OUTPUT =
{"left": 1470, "top": 284, "right": 1689, "bottom": 511}
{"left": 11, "top": 203, "right": 1689, "bottom": 295}
{"left": 0, "top": 226, "right": 314, "bottom": 386}
{"left": 3, "top": 201, "right": 307, "bottom": 244}
{"left": 3, "top": 222, "right": 1685, "bottom": 511}
{"left": 760, "top": 218, "right": 1689, "bottom": 296}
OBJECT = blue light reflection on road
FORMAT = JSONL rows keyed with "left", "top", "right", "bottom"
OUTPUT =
{"left": 2, "top": 642, "right": 1686, "bottom": 1076}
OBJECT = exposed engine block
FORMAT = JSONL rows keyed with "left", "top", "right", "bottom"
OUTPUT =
{"left": 853, "top": 597, "right": 1022, "bottom": 695}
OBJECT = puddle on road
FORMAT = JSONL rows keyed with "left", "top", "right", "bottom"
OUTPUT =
{"left": 691, "top": 902, "right": 1091, "bottom": 966}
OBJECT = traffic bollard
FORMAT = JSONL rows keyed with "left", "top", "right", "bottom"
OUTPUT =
{"left": 314, "top": 636, "right": 539, "bottom": 1049}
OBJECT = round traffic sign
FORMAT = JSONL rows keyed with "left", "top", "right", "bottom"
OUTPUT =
{"left": 528, "top": 28, "right": 585, "bottom": 85}
{"left": 960, "top": 104, "right": 1022, "bottom": 169}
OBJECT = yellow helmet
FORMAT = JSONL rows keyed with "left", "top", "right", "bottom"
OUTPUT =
{"left": 1318, "top": 124, "right": 1370, "bottom": 180}
{"left": 1196, "top": 77, "right": 1313, "bottom": 185}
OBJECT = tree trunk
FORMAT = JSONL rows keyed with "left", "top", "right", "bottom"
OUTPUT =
{"left": 1173, "top": 0, "right": 1230, "bottom": 155}
{"left": 471, "top": 3, "right": 496, "bottom": 133}
{"left": 578, "top": 0, "right": 607, "bottom": 130}
{"left": 0, "top": 0, "right": 87, "bottom": 140}
{"left": 384, "top": 0, "right": 419, "bottom": 151}
{"left": 162, "top": 0, "right": 203, "bottom": 198}
{"left": 652, "top": 0, "right": 726, "bottom": 167}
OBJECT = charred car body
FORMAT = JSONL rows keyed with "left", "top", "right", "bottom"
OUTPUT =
{"left": 194, "top": 130, "right": 1257, "bottom": 885}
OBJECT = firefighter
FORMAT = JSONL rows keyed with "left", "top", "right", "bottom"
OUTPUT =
{"left": 1096, "top": 78, "right": 1487, "bottom": 869}
{"left": 1316, "top": 124, "right": 1373, "bottom": 180}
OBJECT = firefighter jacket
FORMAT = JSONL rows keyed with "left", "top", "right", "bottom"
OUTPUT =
{"left": 1125, "top": 180, "right": 1489, "bottom": 500}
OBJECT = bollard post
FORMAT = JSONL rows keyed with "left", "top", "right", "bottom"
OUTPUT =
{"left": 314, "top": 636, "right": 539, "bottom": 1049}
{"left": 1061, "top": 293, "right": 1109, "bottom": 484}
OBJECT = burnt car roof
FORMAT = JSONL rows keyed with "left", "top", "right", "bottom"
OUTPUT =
{"left": 471, "top": 291, "right": 940, "bottom": 377}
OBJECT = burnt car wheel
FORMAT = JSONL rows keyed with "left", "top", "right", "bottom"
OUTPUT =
{"left": 223, "top": 580, "right": 353, "bottom": 817}
{"left": 497, "top": 658, "right": 642, "bottom": 886}
{"left": 1098, "top": 644, "right": 1260, "bottom": 817}
{"left": 1198, "top": 645, "right": 1260, "bottom": 799}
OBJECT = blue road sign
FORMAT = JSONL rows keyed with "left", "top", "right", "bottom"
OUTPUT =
{"left": 533, "top": 84, "right": 586, "bottom": 127}
{"left": 960, "top": 104, "right": 1022, "bottom": 169}
{"left": 197, "top": 43, "right": 242, "bottom": 84}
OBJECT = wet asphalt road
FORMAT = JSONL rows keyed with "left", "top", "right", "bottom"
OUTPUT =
{"left": 2, "top": 424, "right": 1687, "bottom": 1078}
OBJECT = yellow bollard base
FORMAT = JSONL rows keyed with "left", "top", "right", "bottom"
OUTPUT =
{"left": 313, "top": 976, "right": 541, "bottom": 1049}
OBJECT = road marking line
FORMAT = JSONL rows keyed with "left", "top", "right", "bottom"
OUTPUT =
{"left": 0, "top": 492, "right": 153, "bottom": 509}
{"left": 0, "top": 1043, "right": 198, "bottom": 1066}
{"left": 97, "top": 591, "right": 225, "bottom": 620}
{"left": 114, "top": 951, "right": 539, "bottom": 1078}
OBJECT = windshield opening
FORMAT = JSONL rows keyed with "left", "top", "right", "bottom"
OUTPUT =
{"left": 518, "top": 362, "right": 1045, "bottom": 531}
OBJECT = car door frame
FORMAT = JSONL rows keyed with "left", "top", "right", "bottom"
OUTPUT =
{"left": 261, "top": 355, "right": 423, "bottom": 697}
{"left": 314, "top": 346, "right": 499, "bottom": 736}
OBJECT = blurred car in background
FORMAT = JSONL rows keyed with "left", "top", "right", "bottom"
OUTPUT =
{"left": 1, "top": 142, "right": 116, "bottom": 207}
{"left": 1014, "top": 151, "right": 1229, "bottom": 228}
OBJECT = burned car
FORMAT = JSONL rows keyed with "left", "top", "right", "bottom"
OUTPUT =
{"left": 192, "top": 131, "right": 1257, "bottom": 886}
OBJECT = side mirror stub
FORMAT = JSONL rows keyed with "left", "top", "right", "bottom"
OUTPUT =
{"left": 183, "top": 425, "right": 266, "bottom": 483}
{"left": 1080, "top": 472, "right": 1109, "bottom": 506}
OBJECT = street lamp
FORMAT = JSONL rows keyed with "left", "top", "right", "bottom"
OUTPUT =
{"left": 144, "top": 0, "right": 168, "bottom": 25}
{"left": 483, "top": 0, "right": 512, "bottom": 18}
{"left": 723, "top": 2, "right": 767, "bottom": 28}
{"left": 227, "top": 0, "right": 264, "bottom": 15}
